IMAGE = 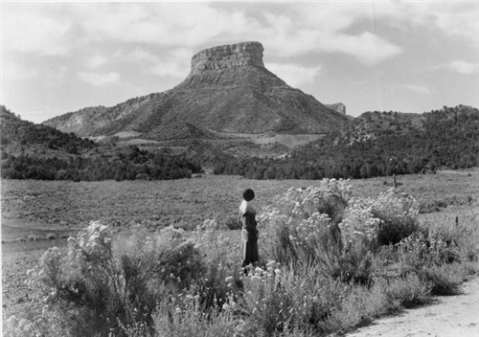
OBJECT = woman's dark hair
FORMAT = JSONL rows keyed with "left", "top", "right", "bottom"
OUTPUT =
{"left": 243, "top": 188, "right": 255, "bottom": 202}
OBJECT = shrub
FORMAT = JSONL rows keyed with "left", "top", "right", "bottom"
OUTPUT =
{"left": 397, "top": 230, "right": 460, "bottom": 267}
{"left": 27, "top": 234, "right": 40, "bottom": 241}
{"left": 339, "top": 188, "right": 419, "bottom": 249}
{"left": 371, "top": 188, "right": 420, "bottom": 246}
{"left": 23, "top": 221, "right": 206, "bottom": 336}
{"left": 260, "top": 179, "right": 350, "bottom": 267}
{"left": 153, "top": 294, "right": 238, "bottom": 337}
{"left": 382, "top": 272, "right": 431, "bottom": 307}
{"left": 46, "top": 232, "right": 57, "bottom": 239}
{"left": 225, "top": 216, "right": 242, "bottom": 230}
{"left": 260, "top": 179, "right": 377, "bottom": 284}
{"left": 192, "top": 219, "right": 243, "bottom": 310}
{"left": 231, "top": 262, "right": 343, "bottom": 336}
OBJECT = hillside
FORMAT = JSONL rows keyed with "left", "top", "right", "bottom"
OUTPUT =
{"left": 0, "top": 106, "right": 201, "bottom": 181}
{"left": 43, "top": 41, "right": 348, "bottom": 141}
{"left": 342, "top": 110, "right": 423, "bottom": 142}
{"left": 0, "top": 105, "right": 96, "bottom": 158}
{"left": 215, "top": 105, "right": 479, "bottom": 180}
{"left": 39, "top": 106, "right": 109, "bottom": 136}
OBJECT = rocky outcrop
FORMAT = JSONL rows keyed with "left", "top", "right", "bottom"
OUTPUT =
{"left": 326, "top": 103, "right": 346, "bottom": 115}
{"left": 190, "top": 41, "right": 264, "bottom": 75}
{"left": 43, "top": 106, "right": 109, "bottom": 136}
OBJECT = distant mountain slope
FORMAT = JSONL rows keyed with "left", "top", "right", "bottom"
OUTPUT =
{"left": 43, "top": 41, "right": 348, "bottom": 140}
{"left": 42, "top": 106, "right": 109, "bottom": 136}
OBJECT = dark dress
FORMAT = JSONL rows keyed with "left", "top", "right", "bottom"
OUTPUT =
{"left": 240, "top": 205, "right": 259, "bottom": 268}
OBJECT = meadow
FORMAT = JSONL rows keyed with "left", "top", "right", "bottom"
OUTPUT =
{"left": 2, "top": 170, "right": 479, "bottom": 336}
{"left": 2, "top": 170, "right": 477, "bottom": 236}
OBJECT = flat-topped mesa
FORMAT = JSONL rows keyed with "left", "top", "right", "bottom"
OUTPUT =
{"left": 190, "top": 41, "right": 265, "bottom": 75}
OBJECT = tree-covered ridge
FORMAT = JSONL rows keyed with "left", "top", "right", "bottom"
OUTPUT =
{"left": 1, "top": 146, "right": 201, "bottom": 181}
{"left": 342, "top": 110, "right": 423, "bottom": 141}
{"left": 215, "top": 105, "right": 479, "bottom": 180}
{"left": 1, "top": 106, "right": 96, "bottom": 155}
{"left": 1, "top": 106, "right": 202, "bottom": 181}
{"left": 343, "top": 105, "right": 477, "bottom": 141}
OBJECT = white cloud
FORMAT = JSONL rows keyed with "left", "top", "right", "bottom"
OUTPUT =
{"left": 259, "top": 4, "right": 404, "bottom": 65}
{"left": 126, "top": 48, "right": 190, "bottom": 78}
{"left": 78, "top": 71, "right": 120, "bottom": 86}
{"left": 45, "top": 64, "right": 68, "bottom": 84}
{"left": 267, "top": 63, "right": 321, "bottom": 87}
{"left": 448, "top": 60, "right": 479, "bottom": 75}
{"left": 78, "top": 3, "right": 260, "bottom": 48}
{"left": 86, "top": 55, "right": 108, "bottom": 68}
{"left": 3, "top": 4, "right": 72, "bottom": 56}
{"left": 263, "top": 2, "right": 476, "bottom": 64}
{"left": 128, "top": 49, "right": 156, "bottom": 63}
{"left": 2, "top": 62, "right": 38, "bottom": 81}
{"left": 433, "top": 4, "right": 479, "bottom": 45}
{"left": 263, "top": 29, "right": 402, "bottom": 66}
{"left": 402, "top": 84, "right": 431, "bottom": 95}
{"left": 152, "top": 62, "right": 189, "bottom": 78}
{"left": 3, "top": 60, "right": 67, "bottom": 84}
{"left": 323, "top": 32, "right": 403, "bottom": 66}
{"left": 4, "top": 2, "right": 477, "bottom": 63}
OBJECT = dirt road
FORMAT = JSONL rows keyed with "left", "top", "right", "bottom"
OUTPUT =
{"left": 346, "top": 277, "right": 479, "bottom": 337}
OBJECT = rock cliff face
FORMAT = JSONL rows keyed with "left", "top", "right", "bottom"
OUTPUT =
{"left": 42, "top": 106, "right": 109, "bottom": 136}
{"left": 326, "top": 103, "right": 346, "bottom": 115}
{"left": 190, "top": 41, "right": 264, "bottom": 75}
{"left": 44, "top": 41, "right": 348, "bottom": 140}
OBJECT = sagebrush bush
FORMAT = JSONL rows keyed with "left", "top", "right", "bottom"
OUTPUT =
{"left": 231, "top": 262, "right": 344, "bottom": 336}
{"left": 260, "top": 180, "right": 349, "bottom": 268}
{"left": 21, "top": 221, "right": 209, "bottom": 336}
{"left": 342, "top": 188, "right": 420, "bottom": 248}
{"left": 372, "top": 188, "right": 420, "bottom": 246}
{"left": 225, "top": 215, "right": 242, "bottom": 230}
{"left": 260, "top": 179, "right": 377, "bottom": 284}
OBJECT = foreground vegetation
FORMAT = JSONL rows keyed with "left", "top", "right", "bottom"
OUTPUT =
{"left": 4, "top": 179, "right": 479, "bottom": 337}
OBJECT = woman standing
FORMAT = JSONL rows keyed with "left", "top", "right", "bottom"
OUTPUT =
{"left": 239, "top": 188, "right": 259, "bottom": 271}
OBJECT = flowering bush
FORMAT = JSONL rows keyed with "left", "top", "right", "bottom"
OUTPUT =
{"left": 18, "top": 220, "right": 210, "bottom": 336}
{"left": 372, "top": 188, "right": 420, "bottom": 245}
{"left": 339, "top": 197, "right": 380, "bottom": 249}
{"left": 259, "top": 179, "right": 350, "bottom": 268}
{"left": 221, "top": 260, "right": 348, "bottom": 336}
{"left": 259, "top": 179, "right": 377, "bottom": 283}
{"left": 339, "top": 187, "right": 420, "bottom": 250}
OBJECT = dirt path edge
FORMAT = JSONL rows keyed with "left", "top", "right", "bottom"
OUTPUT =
{"left": 343, "top": 276, "right": 479, "bottom": 337}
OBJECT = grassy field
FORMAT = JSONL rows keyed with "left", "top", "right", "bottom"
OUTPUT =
{"left": 1, "top": 170, "right": 478, "bottom": 331}
{"left": 2, "top": 170, "right": 478, "bottom": 240}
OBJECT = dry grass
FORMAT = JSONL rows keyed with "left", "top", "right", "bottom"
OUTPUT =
{"left": 2, "top": 170, "right": 478, "bottom": 245}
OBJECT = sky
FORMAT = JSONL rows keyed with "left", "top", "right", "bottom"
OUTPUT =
{"left": 2, "top": 1, "right": 479, "bottom": 123}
